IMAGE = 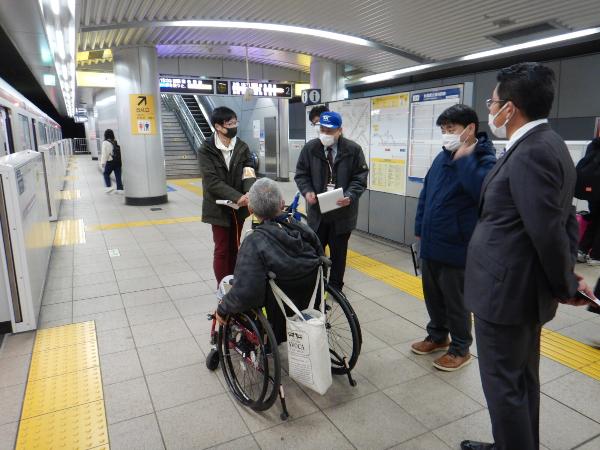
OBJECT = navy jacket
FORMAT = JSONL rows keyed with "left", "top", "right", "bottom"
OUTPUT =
{"left": 415, "top": 132, "right": 496, "bottom": 268}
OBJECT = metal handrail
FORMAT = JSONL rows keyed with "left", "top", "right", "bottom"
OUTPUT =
{"left": 161, "top": 94, "right": 206, "bottom": 156}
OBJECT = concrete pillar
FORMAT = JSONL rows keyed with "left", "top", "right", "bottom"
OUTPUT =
{"left": 113, "top": 46, "right": 167, "bottom": 205}
{"left": 310, "top": 58, "right": 346, "bottom": 102}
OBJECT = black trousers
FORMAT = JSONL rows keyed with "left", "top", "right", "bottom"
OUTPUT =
{"left": 316, "top": 222, "right": 351, "bottom": 290}
{"left": 475, "top": 316, "right": 541, "bottom": 450}
{"left": 421, "top": 258, "right": 472, "bottom": 356}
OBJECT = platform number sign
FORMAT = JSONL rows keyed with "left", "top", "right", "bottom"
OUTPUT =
{"left": 129, "top": 94, "right": 157, "bottom": 135}
{"left": 302, "top": 89, "right": 321, "bottom": 106}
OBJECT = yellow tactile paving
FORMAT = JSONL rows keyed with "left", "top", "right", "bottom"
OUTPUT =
{"left": 57, "top": 189, "right": 82, "bottom": 200}
{"left": 169, "top": 177, "right": 203, "bottom": 196}
{"left": 28, "top": 340, "right": 99, "bottom": 381}
{"left": 16, "top": 400, "right": 109, "bottom": 450}
{"left": 346, "top": 249, "right": 600, "bottom": 381}
{"left": 64, "top": 175, "right": 78, "bottom": 181}
{"left": 54, "top": 219, "right": 86, "bottom": 246}
{"left": 21, "top": 367, "right": 103, "bottom": 419}
{"left": 17, "top": 321, "right": 109, "bottom": 450}
{"left": 34, "top": 321, "right": 97, "bottom": 352}
{"left": 86, "top": 215, "right": 202, "bottom": 231}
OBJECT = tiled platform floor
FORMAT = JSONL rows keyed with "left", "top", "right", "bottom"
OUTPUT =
{"left": 1, "top": 155, "right": 600, "bottom": 449}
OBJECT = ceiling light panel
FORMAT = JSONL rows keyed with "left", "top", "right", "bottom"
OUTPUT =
{"left": 39, "top": 0, "right": 78, "bottom": 117}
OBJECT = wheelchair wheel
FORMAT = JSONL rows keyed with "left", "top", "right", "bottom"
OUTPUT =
{"left": 325, "top": 286, "right": 362, "bottom": 374}
{"left": 218, "top": 311, "right": 281, "bottom": 411}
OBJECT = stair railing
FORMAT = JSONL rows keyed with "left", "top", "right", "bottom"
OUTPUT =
{"left": 161, "top": 94, "right": 205, "bottom": 157}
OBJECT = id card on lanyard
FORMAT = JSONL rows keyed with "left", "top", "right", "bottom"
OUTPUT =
{"left": 327, "top": 161, "right": 335, "bottom": 192}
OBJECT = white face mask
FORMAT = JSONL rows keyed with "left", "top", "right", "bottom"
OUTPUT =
{"left": 319, "top": 133, "right": 336, "bottom": 148}
{"left": 488, "top": 103, "right": 511, "bottom": 139}
{"left": 441, "top": 128, "right": 467, "bottom": 152}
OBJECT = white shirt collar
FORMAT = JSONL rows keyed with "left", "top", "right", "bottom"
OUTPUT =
{"left": 505, "top": 119, "right": 548, "bottom": 152}
{"left": 215, "top": 134, "right": 236, "bottom": 152}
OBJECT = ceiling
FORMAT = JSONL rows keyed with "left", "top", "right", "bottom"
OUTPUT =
{"left": 77, "top": 0, "right": 600, "bottom": 76}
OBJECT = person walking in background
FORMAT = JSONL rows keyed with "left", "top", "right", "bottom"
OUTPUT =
{"left": 411, "top": 104, "right": 496, "bottom": 372}
{"left": 100, "top": 129, "right": 123, "bottom": 194}
{"left": 575, "top": 137, "right": 600, "bottom": 264}
{"left": 295, "top": 110, "right": 368, "bottom": 291}
{"left": 461, "top": 62, "right": 593, "bottom": 450}
{"left": 198, "top": 107, "right": 256, "bottom": 285}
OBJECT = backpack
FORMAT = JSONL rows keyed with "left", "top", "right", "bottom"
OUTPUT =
{"left": 110, "top": 140, "right": 122, "bottom": 165}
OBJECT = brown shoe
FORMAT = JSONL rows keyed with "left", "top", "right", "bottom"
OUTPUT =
{"left": 433, "top": 352, "right": 472, "bottom": 372}
{"left": 411, "top": 337, "right": 450, "bottom": 355}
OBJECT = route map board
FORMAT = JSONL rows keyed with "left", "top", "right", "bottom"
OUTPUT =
{"left": 407, "top": 87, "right": 462, "bottom": 181}
{"left": 369, "top": 93, "right": 410, "bottom": 194}
{"left": 329, "top": 98, "right": 371, "bottom": 165}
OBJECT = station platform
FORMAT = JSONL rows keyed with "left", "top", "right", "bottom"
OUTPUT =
{"left": 1, "top": 155, "right": 600, "bottom": 450}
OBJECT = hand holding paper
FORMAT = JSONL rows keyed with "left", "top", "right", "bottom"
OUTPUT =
{"left": 216, "top": 199, "right": 240, "bottom": 210}
{"left": 317, "top": 188, "right": 344, "bottom": 214}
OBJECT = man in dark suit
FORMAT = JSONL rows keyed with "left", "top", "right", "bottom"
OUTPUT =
{"left": 460, "top": 63, "right": 593, "bottom": 450}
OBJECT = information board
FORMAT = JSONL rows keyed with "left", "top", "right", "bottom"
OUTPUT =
{"left": 329, "top": 98, "right": 371, "bottom": 164}
{"left": 407, "top": 87, "right": 461, "bottom": 181}
{"left": 129, "top": 94, "right": 157, "bottom": 135}
{"left": 159, "top": 76, "right": 215, "bottom": 94}
{"left": 369, "top": 93, "right": 410, "bottom": 194}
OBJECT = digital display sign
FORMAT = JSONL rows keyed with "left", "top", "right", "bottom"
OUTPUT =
{"left": 230, "top": 81, "right": 292, "bottom": 98}
{"left": 159, "top": 76, "right": 215, "bottom": 94}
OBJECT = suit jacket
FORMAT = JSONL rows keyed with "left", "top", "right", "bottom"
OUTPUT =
{"left": 464, "top": 123, "right": 579, "bottom": 325}
{"left": 294, "top": 136, "right": 368, "bottom": 235}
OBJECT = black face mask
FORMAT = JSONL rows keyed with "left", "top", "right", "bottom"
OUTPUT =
{"left": 224, "top": 127, "right": 237, "bottom": 139}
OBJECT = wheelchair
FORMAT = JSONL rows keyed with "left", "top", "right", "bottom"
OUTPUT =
{"left": 205, "top": 261, "right": 362, "bottom": 420}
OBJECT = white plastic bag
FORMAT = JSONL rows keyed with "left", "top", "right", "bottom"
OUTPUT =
{"left": 270, "top": 266, "right": 332, "bottom": 395}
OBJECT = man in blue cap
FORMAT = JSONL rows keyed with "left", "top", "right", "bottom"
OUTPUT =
{"left": 295, "top": 111, "right": 369, "bottom": 291}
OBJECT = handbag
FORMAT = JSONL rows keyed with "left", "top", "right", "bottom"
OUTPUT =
{"left": 269, "top": 266, "right": 332, "bottom": 395}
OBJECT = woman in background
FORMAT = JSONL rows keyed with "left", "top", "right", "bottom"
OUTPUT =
{"left": 100, "top": 129, "right": 123, "bottom": 194}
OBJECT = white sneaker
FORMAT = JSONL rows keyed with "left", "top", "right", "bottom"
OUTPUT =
{"left": 105, "top": 187, "right": 115, "bottom": 194}
{"left": 115, "top": 190, "right": 124, "bottom": 195}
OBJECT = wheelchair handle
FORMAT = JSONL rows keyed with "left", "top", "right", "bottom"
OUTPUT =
{"left": 320, "top": 256, "right": 332, "bottom": 267}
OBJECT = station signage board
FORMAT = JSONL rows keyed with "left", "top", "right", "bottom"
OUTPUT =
{"left": 159, "top": 76, "right": 215, "bottom": 94}
{"left": 129, "top": 94, "right": 157, "bottom": 135}
{"left": 230, "top": 81, "right": 293, "bottom": 98}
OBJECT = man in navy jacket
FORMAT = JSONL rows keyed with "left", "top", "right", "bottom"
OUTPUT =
{"left": 412, "top": 104, "right": 496, "bottom": 371}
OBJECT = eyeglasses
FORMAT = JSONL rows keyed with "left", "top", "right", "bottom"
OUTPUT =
{"left": 485, "top": 99, "right": 507, "bottom": 109}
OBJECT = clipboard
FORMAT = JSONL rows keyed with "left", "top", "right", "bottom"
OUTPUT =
{"left": 317, "top": 188, "right": 344, "bottom": 214}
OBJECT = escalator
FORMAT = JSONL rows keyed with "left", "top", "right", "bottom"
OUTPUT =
{"left": 181, "top": 95, "right": 213, "bottom": 138}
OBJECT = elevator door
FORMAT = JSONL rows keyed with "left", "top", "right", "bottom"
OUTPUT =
{"left": 264, "top": 116, "right": 277, "bottom": 178}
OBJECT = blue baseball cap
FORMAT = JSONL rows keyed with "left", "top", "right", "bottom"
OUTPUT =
{"left": 319, "top": 111, "right": 342, "bottom": 129}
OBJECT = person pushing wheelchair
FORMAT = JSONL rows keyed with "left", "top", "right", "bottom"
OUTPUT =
{"left": 214, "top": 178, "right": 324, "bottom": 342}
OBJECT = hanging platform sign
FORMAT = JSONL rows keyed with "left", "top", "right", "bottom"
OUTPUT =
{"left": 159, "top": 76, "right": 215, "bottom": 94}
{"left": 129, "top": 94, "right": 157, "bottom": 135}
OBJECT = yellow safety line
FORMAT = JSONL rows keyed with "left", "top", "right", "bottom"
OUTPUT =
{"left": 54, "top": 219, "right": 86, "bottom": 246}
{"left": 16, "top": 321, "right": 109, "bottom": 450}
{"left": 57, "top": 189, "right": 81, "bottom": 200}
{"left": 86, "top": 215, "right": 202, "bottom": 231}
{"left": 346, "top": 249, "right": 600, "bottom": 381}
{"left": 169, "top": 178, "right": 203, "bottom": 196}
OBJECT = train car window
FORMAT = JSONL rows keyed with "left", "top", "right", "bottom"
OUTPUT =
{"left": 0, "top": 107, "right": 14, "bottom": 156}
{"left": 31, "top": 119, "right": 39, "bottom": 151}
{"left": 18, "top": 114, "right": 32, "bottom": 150}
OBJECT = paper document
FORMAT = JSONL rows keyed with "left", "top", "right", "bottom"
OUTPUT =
{"left": 317, "top": 188, "right": 344, "bottom": 214}
{"left": 216, "top": 199, "right": 239, "bottom": 210}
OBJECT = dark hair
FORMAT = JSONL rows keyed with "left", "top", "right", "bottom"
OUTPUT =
{"left": 211, "top": 107, "right": 237, "bottom": 127}
{"left": 496, "top": 62, "right": 555, "bottom": 120}
{"left": 436, "top": 104, "right": 479, "bottom": 134}
{"left": 309, "top": 105, "right": 329, "bottom": 122}
{"left": 104, "top": 129, "right": 115, "bottom": 140}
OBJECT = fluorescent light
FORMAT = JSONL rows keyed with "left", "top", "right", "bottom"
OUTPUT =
{"left": 50, "top": 0, "right": 59, "bottom": 15}
{"left": 359, "top": 63, "right": 436, "bottom": 83}
{"left": 43, "top": 74, "right": 56, "bottom": 86}
{"left": 462, "top": 27, "right": 600, "bottom": 61}
{"left": 175, "top": 20, "right": 371, "bottom": 47}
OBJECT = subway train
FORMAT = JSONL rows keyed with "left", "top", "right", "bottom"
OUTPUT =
{"left": 0, "top": 76, "right": 62, "bottom": 157}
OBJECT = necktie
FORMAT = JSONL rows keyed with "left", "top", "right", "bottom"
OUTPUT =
{"left": 327, "top": 147, "right": 334, "bottom": 183}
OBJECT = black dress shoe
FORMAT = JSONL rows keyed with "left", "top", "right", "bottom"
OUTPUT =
{"left": 460, "top": 440, "right": 495, "bottom": 450}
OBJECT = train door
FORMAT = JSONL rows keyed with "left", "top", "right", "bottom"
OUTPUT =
{"left": 0, "top": 107, "right": 14, "bottom": 156}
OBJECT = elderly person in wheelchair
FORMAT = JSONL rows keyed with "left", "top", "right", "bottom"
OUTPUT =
{"left": 214, "top": 177, "right": 324, "bottom": 342}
